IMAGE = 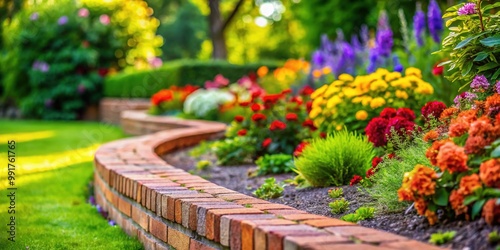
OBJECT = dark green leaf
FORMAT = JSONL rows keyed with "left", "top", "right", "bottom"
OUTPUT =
{"left": 492, "top": 146, "right": 500, "bottom": 158}
{"left": 474, "top": 52, "right": 489, "bottom": 62}
{"left": 493, "top": 68, "right": 500, "bottom": 80}
{"left": 478, "top": 62, "right": 499, "bottom": 72}
{"left": 455, "top": 36, "right": 475, "bottom": 49}
{"left": 472, "top": 199, "right": 486, "bottom": 220}
{"left": 464, "top": 195, "right": 479, "bottom": 206}
{"left": 462, "top": 61, "right": 473, "bottom": 76}
{"left": 433, "top": 188, "right": 449, "bottom": 206}
{"left": 483, "top": 2, "right": 500, "bottom": 12}
{"left": 480, "top": 36, "right": 500, "bottom": 47}
{"left": 484, "top": 188, "right": 500, "bottom": 197}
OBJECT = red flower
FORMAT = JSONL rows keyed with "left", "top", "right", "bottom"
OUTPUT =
{"left": 151, "top": 89, "right": 174, "bottom": 105}
{"left": 290, "top": 96, "right": 303, "bottom": 105}
{"left": 380, "top": 107, "right": 397, "bottom": 119}
{"left": 372, "top": 156, "right": 383, "bottom": 168}
{"left": 262, "top": 94, "right": 282, "bottom": 103}
{"left": 270, "top": 120, "right": 287, "bottom": 131}
{"left": 306, "top": 100, "right": 313, "bottom": 112}
{"left": 366, "top": 168, "right": 376, "bottom": 178}
{"left": 251, "top": 88, "right": 263, "bottom": 98}
{"left": 251, "top": 113, "right": 266, "bottom": 122}
{"left": 302, "top": 119, "right": 317, "bottom": 131}
{"left": 385, "top": 116, "right": 415, "bottom": 139}
{"left": 285, "top": 113, "right": 298, "bottom": 121}
{"left": 432, "top": 64, "right": 444, "bottom": 76}
{"left": 320, "top": 132, "right": 327, "bottom": 138}
{"left": 237, "top": 129, "right": 247, "bottom": 136}
{"left": 396, "top": 108, "right": 416, "bottom": 122}
{"left": 262, "top": 138, "right": 272, "bottom": 148}
{"left": 293, "top": 141, "right": 309, "bottom": 157}
{"left": 281, "top": 89, "right": 292, "bottom": 95}
{"left": 98, "top": 68, "right": 109, "bottom": 77}
{"left": 300, "top": 86, "right": 314, "bottom": 96}
{"left": 240, "top": 101, "right": 250, "bottom": 107}
{"left": 234, "top": 115, "right": 244, "bottom": 123}
{"left": 388, "top": 153, "right": 396, "bottom": 159}
{"left": 365, "top": 117, "right": 389, "bottom": 147}
{"left": 421, "top": 101, "right": 447, "bottom": 121}
{"left": 350, "top": 175, "right": 363, "bottom": 186}
{"left": 251, "top": 103, "right": 262, "bottom": 112}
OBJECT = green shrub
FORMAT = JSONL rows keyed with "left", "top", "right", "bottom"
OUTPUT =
{"left": 340, "top": 213, "right": 361, "bottom": 223}
{"left": 327, "top": 188, "right": 343, "bottom": 199}
{"left": 103, "top": 59, "right": 281, "bottom": 98}
{"left": 329, "top": 198, "right": 349, "bottom": 214}
{"left": 255, "top": 154, "right": 294, "bottom": 175}
{"left": 364, "top": 138, "right": 431, "bottom": 212}
{"left": 294, "top": 130, "right": 375, "bottom": 187}
{"left": 253, "top": 178, "right": 284, "bottom": 200}
{"left": 429, "top": 231, "right": 456, "bottom": 245}
{"left": 213, "top": 137, "right": 256, "bottom": 165}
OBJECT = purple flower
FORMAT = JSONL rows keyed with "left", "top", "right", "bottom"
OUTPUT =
{"left": 496, "top": 81, "right": 500, "bottom": 94}
{"left": 88, "top": 196, "right": 96, "bottom": 205}
{"left": 374, "top": 11, "right": 393, "bottom": 58}
{"left": 470, "top": 75, "right": 489, "bottom": 91}
{"left": 30, "top": 12, "right": 39, "bottom": 21}
{"left": 96, "top": 205, "right": 103, "bottom": 213}
{"left": 393, "top": 55, "right": 403, "bottom": 72}
{"left": 58, "top": 16, "right": 68, "bottom": 25}
{"left": 78, "top": 8, "right": 89, "bottom": 18}
{"left": 413, "top": 4, "right": 426, "bottom": 47}
{"left": 78, "top": 84, "right": 86, "bottom": 94}
{"left": 108, "top": 220, "right": 116, "bottom": 226}
{"left": 428, "top": 0, "right": 443, "bottom": 43}
{"left": 32, "top": 60, "right": 50, "bottom": 72}
{"left": 44, "top": 99, "right": 53, "bottom": 108}
{"left": 99, "top": 14, "right": 110, "bottom": 25}
{"left": 148, "top": 57, "right": 163, "bottom": 68}
{"left": 458, "top": 3, "right": 477, "bottom": 16}
{"left": 454, "top": 91, "right": 477, "bottom": 106}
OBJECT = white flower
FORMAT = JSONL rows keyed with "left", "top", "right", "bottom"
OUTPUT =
{"left": 183, "top": 89, "right": 235, "bottom": 117}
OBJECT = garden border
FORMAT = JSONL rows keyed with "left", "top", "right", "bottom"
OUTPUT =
{"left": 93, "top": 110, "right": 443, "bottom": 250}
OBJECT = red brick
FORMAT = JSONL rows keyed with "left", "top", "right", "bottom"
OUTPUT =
{"left": 189, "top": 239, "right": 216, "bottom": 250}
{"left": 131, "top": 205, "right": 149, "bottom": 230}
{"left": 281, "top": 213, "right": 329, "bottom": 221}
{"left": 175, "top": 198, "right": 225, "bottom": 224}
{"left": 187, "top": 202, "right": 241, "bottom": 230}
{"left": 381, "top": 240, "right": 443, "bottom": 250}
{"left": 324, "top": 226, "right": 382, "bottom": 237}
{"left": 215, "top": 193, "right": 253, "bottom": 201}
{"left": 168, "top": 227, "right": 190, "bottom": 250}
{"left": 353, "top": 232, "right": 408, "bottom": 244}
{"left": 118, "top": 196, "right": 132, "bottom": 217}
{"left": 253, "top": 224, "right": 323, "bottom": 250}
{"left": 234, "top": 199, "right": 271, "bottom": 205}
{"left": 149, "top": 217, "right": 167, "bottom": 242}
{"left": 266, "top": 209, "right": 308, "bottom": 216}
{"left": 205, "top": 208, "right": 263, "bottom": 241}
{"left": 221, "top": 214, "right": 278, "bottom": 249}
{"left": 137, "top": 230, "right": 156, "bottom": 250}
{"left": 164, "top": 193, "right": 214, "bottom": 221}
{"left": 283, "top": 235, "right": 351, "bottom": 250}
{"left": 302, "top": 218, "right": 354, "bottom": 228}
{"left": 249, "top": 203, "right": 295, "bottom": 211}
{"left": 300, "top": 243, "right": 390, "bottom": 250}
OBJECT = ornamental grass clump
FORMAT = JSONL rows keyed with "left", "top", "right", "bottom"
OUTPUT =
{"left": 294, "top": 130, "right": 375, "bottom": 187}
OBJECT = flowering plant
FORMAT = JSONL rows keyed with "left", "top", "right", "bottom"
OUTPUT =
{"left": 438, "top": 0, "right": 500, "bottom": 87}
{"left": 148, "top": 85, "right": 198, "bottom": 115}
{"left": 256, "top": 59, "right": 311, "bottom": 94}
{"left": 398, "top": 94, "right": 500, "bottom": 225}
{"left": 309, "top": 67, "right": 434, "bottom": 133}
{"left": 223, "top": 86, "right": 314, "bottom": 158}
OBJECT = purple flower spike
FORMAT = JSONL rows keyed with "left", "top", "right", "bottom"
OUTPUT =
{"left": 413, "top": 3, "right": 426, "bottom": 47}
{"left": 393, "top": 55, "right": 404, "bottom": 72}
{"left": 58, "top": 16, "right": 68, "bottom": 25}
{"left": 428, "top": 0, "right": 443, "bottom": 43}
{"left": 458, "top": 3, "right": 477, "bottom": 16}
{"left": 470, "top": 75, "right": 489, "bottom": 91}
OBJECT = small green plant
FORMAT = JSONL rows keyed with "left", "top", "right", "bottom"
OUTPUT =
{"left": 328, "top": 198, "right": 349, "bottom": 214}
{"left": 489, "top": 231, "right": 500, "bottom": 244}
{"left": 189, "top": 140, "right": 215, "bottom": 158}
{"left": 429, "top": 231, "right": 456, "bottom": 245}
{"left": 253, "top": 178, "right": 284, "bottom": 200}
{"left": 341, "top": 213, "right": 361, "bottom": 223}
{"left": 355, "top": 207, "right": 375, "bottom": 220}
{"left": 255, "top": 154, "right": 294, "bottom": 175}
{"left": 295, "top": 130, "right": 375, "bottom": 187}
{"left": 328, "top": 188, "right": 343, "bottom": 199}
{"left": 195, "top": 160, "right": 211, "bottom": 171}
{"left": 213, "top": 137, "right": 256, "bottom": 165}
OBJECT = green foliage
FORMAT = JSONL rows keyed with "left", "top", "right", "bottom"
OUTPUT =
{"left": 489, "top": 231, "right": 500, "bottom": 244}
{"left": 328, "top": 198, "right": 349, "bottom": 214}
{"left": 103, "top": 59, "right": 281, "bottom": 98}
{"left": 195, "top": 160, "right": 211, "bottom": 171}
{"left": 213, "top": 137, "right": 256, "bottom": 165}
{"left": 429, "top": 231, "right": 456, "bottom": 245}
{"left": 340, "top": 206, "right": 375, "bottom": 223}
{"left": 294, "top": 130, "right": 375, "bottom": 187}
{"left": 255, "top": 154, "right": 294, "bottom": 175}
{"left": 438, "top": 1, "right": 500, "bottom": 87}
{"left": 328, "top": 188, "right": 343, "bottom": 199}
{"left": 364, "top": 138, "right": 431, "bottom": 212}
{"left": 340, "top": 213, "right": 361, "bottom": 223}
{"left": 253, "top": 178, "right": 284, "bottom": 200}
{"left": 189, "top": 140, "right": 214, "bottom": 158}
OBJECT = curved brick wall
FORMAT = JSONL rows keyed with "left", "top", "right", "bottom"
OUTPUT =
{"left": 93, "top": 111, "right": 443, "bottom": 250}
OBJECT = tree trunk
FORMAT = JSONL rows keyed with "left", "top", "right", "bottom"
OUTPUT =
{"left": 208, "top": 0, "right": 227, "bottom": 59}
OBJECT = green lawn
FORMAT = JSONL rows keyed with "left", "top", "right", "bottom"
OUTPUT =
{"left": 0, "top": 120, "right": 143, "bottom": 250}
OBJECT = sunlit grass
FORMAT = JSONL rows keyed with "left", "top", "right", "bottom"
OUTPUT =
{"left": 0, "top": 120, "right": 143, "bottom": 249}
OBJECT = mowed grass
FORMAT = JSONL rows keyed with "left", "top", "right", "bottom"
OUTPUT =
{"left": 0, "top": 120, "right": 143, "bottom": 250}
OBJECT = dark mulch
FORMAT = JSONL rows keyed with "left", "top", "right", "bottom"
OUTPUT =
{"left": 163, "top": 147, "right": 499, "bottom": 250}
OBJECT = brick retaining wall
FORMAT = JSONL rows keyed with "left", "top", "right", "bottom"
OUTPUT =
{"left": 99, "top": 98, "right": 151, "bottom": 125}
{"left": 93, "top": 111, "right": 443, "bottom": 250}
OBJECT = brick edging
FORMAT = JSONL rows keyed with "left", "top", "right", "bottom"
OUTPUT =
{"left": 93, "top": 110, "right": 443, "bottom": 250}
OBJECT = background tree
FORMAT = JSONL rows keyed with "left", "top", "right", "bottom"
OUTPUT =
{"left": 208, "top": 0, "right": 245, "bottom": 59}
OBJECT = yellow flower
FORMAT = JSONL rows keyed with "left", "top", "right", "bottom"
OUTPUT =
{"left": 352, "top": 96, "right": 363, "bottom": 103}
{"left": 390, "top": 79, "right": 411, "bottom": 89}
{"left": 336, "top": 124, "right": 344, "bottom": 131}
{"left": 384, "top": 92, "right": 391, "bottom": 98}
{"left": 343, "top": 88, "right": 361, "bottom": 98}
{"left": 361, "top": 96, "right": 373, "bottom": 106}
{"left": 370, "top": 97, "right": 386, "bottom": 109}
{"left": 314, "top": 117, "right": 325, "bottom": 128}
{"left": 313, "top": 69, "right": 322, "bottom": 78}
{"left": 375, "top": 68, "right": 390, "bottom": 77}
{"left": 415, "top": 82, "right": 434, "bottom": 95}
{"left": 327, "top": 95, "right": 342, "bottom": 108}
{"left": 309, "top": 107, "right": 322, "bottom": 119}
{"left": 322, "top": 67, "right": 332, "bottom": 75}
{"left": 338, "top": 73, "right": 354, "bottom": 82}
{"left": 311, "top": 85, "right": 328, "bottom": 99}
{"left": 332, "top": 80, "right": 344, "bottom": 86}
{"left": 405, "top": 67, "right": 422, "bottom": 78}
{"left": 396, "top": 90, "right": 409, "bottom": 99}
{"left": 257, "top": 66, "right": 269, "bottom": 78}
{"left": 355, "top": 110, "right": 368, "bottom": 121}
{"left": 312, "top": 97, "right": 324, "bottom": 108}
{"left": 370, "top": 80, "right": 389, "bottom": 91}
{"left": 385, "top": 72, "right": 402, "bottom": 82}
{"left": 324, "top": 85, "right": 340, "bottom": 98}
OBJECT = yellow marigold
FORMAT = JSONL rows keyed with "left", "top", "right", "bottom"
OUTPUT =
{"left": 332, "top": 80, "right": 344, "bottom": 86}
{"left": 352, "top": 96, "right": 363, "bottom": 103}
{"left": 323, "top": 85, "right": 340, "bottom": 98}
{"left": 415, "top": 82, "right": 434, "bottom": 95}
{"left": 313, "top": 117, "right": 324, "bottom": 128}
{"left": 375, "top": 68, "right": 390, "bottom": 77}
{"left": 361, "top": 96, "right": 373, "bottom": 106}
{"left": 312, "top": 97, "right": 324, "bottom": 108}
{"left": 322, "top": 67, "right": 332, "bottom": 75}
{"left": 385, "top": 72, "right": 402, "bottom": 82}
{"left": 395, "top": 90, "right": 409, "bottom": 99}
{"left": 343, "top": 88, "right": 361, "bottom": 98}
{"left": 370, "top": 97, "right": 386, "bottom": 109}
{"left": 355, "top": 110, "right": 368, "bottom": 121}
{"left": 309, "top": 107, "right": 322, "bottom": 119}
{"left": 384, "top": 92, "right": 391, "bottom": 98}
{"left": 405, "top": 67, "right": 422, "bottom": 78}
{"left": 311, "top": 85, "right": 328, "bottom": 99}
{"left": 336, "top": 124, "right": 343, "bottom": 130}
{"left": 326, "top": 95, "right": 342, "bottom": 108}
{"left": 257, "top": 66, "right": 268, "bottom": 78}
{"left": 338, "top": 73, "right": 354, "bottom": 82}
{"left": 390, "top": 79, "right": 412, "bottom": 89}
{"left": 425, "top": 209, "right": 438, "bottom": 225}
{"left": 370, "top": 79, "right": 389, "bottom": 91}
{"left": 312, "top": 69, "right": 322, "bottom": 78}
{"left": 458, "top": 174, "right": 482, "bottom": 196}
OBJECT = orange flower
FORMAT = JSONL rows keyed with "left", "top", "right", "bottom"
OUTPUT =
{"left": 151, "top": 89, "right": 174, "bottom": 105}
{"left": 449, "top": 190, "right": 467, "bottom": 216}
{"left": 439, "top": 107, "right": 459, "bottom": 122}
{"left": 448, "top": 122, "right": 469, "bottom": 137}
{"left": 485, "top": 93, "right": 500, "bottom": 117}
{"left": 398, "top": 165, "right": 437, "bottom": 202}
{"left": 425, "top": 209, "right": 438, "bottom": 225}
{"left": 257, "top": 66, "right": 269, "bottom": 78}
{"left": 414, "top": 198, "right": 427, "bottom": 215}
{"left": 312, "top": 69, "right": 322, "bottom": 78}
{"left": 464, "top": 135, "right": 489, "bottom": 155}
{"left": 436, "top": 142, "right": 468, "bottom": 173}
{"left": 423, "top": 130, "right": 439, "bottom": 142}
{"left": 426, "top": 139, "right": 450, "bottom": 166}
{"left": 458, "top": 174, "right": 482, "bottom": 196}
{"left": 482, "top": 199, "right": 500, "bottom": 225}
{"left": 480, "top": 159, "right": 500, "bottom": 188}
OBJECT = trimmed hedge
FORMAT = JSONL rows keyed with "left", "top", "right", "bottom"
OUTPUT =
{"left": 104, "top": 59, "right": 281, "bottom": 98}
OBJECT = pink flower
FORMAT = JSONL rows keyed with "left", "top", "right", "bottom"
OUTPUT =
{"left": 78, "top": 8, "right": 89, "bottom": 18}
{"left": 99, "top": 14, "right": 110, "bottom": 25}
{"left": 458, "top": 3, "right": 477, "bottom": 16}
{"left": 205, "top": 74, "right": 230, "bottom": 89}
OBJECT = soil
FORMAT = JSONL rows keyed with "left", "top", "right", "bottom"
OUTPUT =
{"left": 163, "top": 147, "right": 500, "bottom": 250}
